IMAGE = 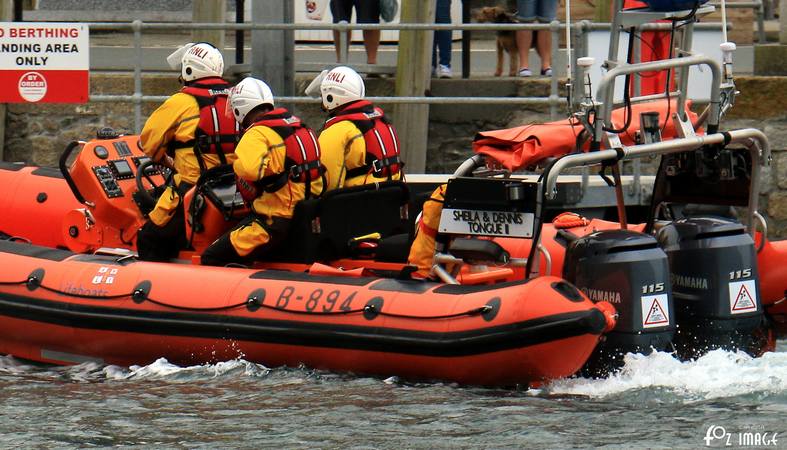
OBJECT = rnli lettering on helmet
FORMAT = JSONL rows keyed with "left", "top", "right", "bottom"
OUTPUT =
{"left": 325, "top": 71, "right": 346, "bottom": 83}
{"left": 189, "top": 45, "right": 208, "bottom": 59}
{"left": 439, "top": 208, "right": 535, "bottom": 238}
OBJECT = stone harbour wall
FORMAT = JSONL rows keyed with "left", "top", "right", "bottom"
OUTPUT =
{"left": 4, "top": 74, "right": 787, "bottom": 238}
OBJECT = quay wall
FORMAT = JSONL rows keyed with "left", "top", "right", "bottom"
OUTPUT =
{"left": 4, "top": 74, "right": 787, "bottom": 237}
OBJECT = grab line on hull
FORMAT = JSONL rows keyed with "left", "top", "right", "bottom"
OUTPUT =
{"left": 0, "top": 277, "right": 492, "bottom": 320}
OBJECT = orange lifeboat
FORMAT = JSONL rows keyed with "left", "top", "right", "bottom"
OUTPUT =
{"left": 0, "top": 131, "right": 616, "bottom": 386}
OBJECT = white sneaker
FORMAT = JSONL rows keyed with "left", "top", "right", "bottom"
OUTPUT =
{"left": 437, "top": 64, "right": 452, "bottom": 79}
{"left": 518, "top": 68, "right": 533, "bottom": 77}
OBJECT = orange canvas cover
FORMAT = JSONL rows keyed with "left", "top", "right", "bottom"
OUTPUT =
{"left": 473, "top": 99, "right": 699, "bottom": 171}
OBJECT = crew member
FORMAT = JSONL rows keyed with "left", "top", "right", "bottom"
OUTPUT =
{"left": 407, "top": 184, "right": 447, "bottom": 278}
{"left": 201, "top": 77, "right": 325, "bottom": 266}
{"left": 136, "top": 42, "right": 239, "bottom": 261}
{"left": 313, "top": 66, "right": 403, "bottom": 191}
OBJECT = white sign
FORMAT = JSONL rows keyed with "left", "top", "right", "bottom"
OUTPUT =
{"left": 641, "top": 294, "right": 670, "bottom": 328}
{"left": 0, "top": 22, "right": 89, "bottom": 103}
{"left": 729, "top": 279, "right": 758, "bottom": 314}
{"left": 439, "top": 208, "right": 535, "bottom": 238}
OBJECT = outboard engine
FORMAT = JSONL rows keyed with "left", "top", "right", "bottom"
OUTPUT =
{"left": 657, "top": 217, "right": 768, "bottom": 359}
{"left": 564, "top": 230, "right": 675, "bottom": 377}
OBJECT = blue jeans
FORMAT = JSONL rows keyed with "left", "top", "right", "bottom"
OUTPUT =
{"left": 432, "top": 0, "right": 451, "bottom": 68}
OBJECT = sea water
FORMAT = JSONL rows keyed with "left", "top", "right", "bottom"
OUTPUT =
{"left": 0, "top": 341, "right": 785, "bottom": 449}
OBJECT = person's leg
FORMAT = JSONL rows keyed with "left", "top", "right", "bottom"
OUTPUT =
{"left": 362, "top": 30, "right": 381, "bottom": 64}
{"left": 354, "top": 0, "right": 381, "bottom": 64}
{"left": 137, "top": 186, "right": 189, "bottom": 261}
{"left": 432, "top": 33, "right": 438, "bottom": 71}
{"left": 516, "top": 30, "right": 533, "bottom": 75}
{"left": 332, "top": 30, "right": 352, "bottom": 61}
{"left": 435, "top": 0, "right": 452, "bottom": 69}
{"left": 535, "top": 0, "right": 557, "bottom": 74}
{"left": 515, "top": 0, "right": 537, "bottom": 75}
{"left": 137, "top": 209, "right": 187, "bottom": 262}
{"left": 535, "top": 29, "right": 552, "bottom": 73}
{"left": 200, "top": 232, "right": 245, "bottom": 266}
{"left": 330, "top": 0, "right": 353, "bottom": 62}
{"left": 201, "top": 215, "right": 275, "bottom": 267}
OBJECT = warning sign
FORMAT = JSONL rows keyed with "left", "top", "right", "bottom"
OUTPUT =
{"left": 729, "top": 280, "right": 758, "bottom": 314}
{"left": 0, "top": 22, "right": 89, "bottom": 103}
{"left": 641, "top": 294, "right": 670, "bottom": 328}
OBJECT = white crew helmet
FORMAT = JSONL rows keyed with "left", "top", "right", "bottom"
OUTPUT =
{"left": 319, "top": 66, "right": 365, "bottom": 110}
{"left": 227, "top": 77, "right": 275, "bottom": 124}
{"left": 179, "top": 42, "right": 224, "bottom": 82}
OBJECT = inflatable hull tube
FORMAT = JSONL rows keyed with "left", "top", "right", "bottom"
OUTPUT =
{"left": 0, "top": 240, "right": 614, "bottom": 386}
{"left": 0, "top": 163, "right": 81, "bottom": 248}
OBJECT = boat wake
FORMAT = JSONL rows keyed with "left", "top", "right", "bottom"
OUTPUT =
{"left": 1, "top": 341, "right": 786, "bottom": 402}
{"left": 544, "top": 340, "right": 787, "bottom": 401}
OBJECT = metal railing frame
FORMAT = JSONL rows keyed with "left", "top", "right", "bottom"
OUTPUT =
{"left": 86, "top": 19, "right": 728, "bottom": 133}
{"left": 88, "top": 20, "right": 572, "bottom": 133}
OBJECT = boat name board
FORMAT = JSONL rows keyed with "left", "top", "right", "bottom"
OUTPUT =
{"left": 439, "top": 208, "right": 535, "bottom": 238}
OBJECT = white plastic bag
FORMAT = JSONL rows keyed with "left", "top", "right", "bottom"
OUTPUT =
{"left": 380, "top": 0, "right": 399, "bottom": 22}
{"left": 305, "top": 0, "right": 329, "bottom": 21}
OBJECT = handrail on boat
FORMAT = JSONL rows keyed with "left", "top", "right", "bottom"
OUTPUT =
{"left": 593, "top": 55, "right": 724, "bottom": 138}
{"left": 544, "top": 128, "right": 770, "bottom": 236}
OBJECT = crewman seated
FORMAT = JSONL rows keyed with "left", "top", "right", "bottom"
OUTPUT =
{"left": 407, "top": 184, "right": 447, "bottom": 279}
{"left": 136, "top": 42, "right": 239, "bottom": 261}
{"left": 307, "top": 66, "right": 404, "bottom": 191}
{"left": 200, "top": 77, "right": 325, "bottom": 266}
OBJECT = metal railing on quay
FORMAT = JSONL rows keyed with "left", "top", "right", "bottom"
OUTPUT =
{"left": 89, "top": 20, "right": 573, "bottom": 132}
{"left": 85, "top": 19, "right": 725, "bottom": 132}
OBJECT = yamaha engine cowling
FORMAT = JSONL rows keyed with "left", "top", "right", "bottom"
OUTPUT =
{"left": 564, "top": 230, "right": 675, "bottom": 377}
{"left": 657, "top": 217, "right": 768, "bottom": 359}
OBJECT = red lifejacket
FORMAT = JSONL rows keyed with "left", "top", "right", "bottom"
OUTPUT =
{"left": 175, "top": 77, "right": 240, "bottom": 172}
{"left": 324, "top": 100, "right": 403, "bottom": 180}
{"left": 252, "top": 108, "right": 326, "bottom": 199}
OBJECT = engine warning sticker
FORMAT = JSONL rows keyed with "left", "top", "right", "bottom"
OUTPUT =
{"left": 729, "top": 280, "right": 758, "bottom": 314}
{"left": 641, "top": 294, "right": 670, "bottom": 328}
